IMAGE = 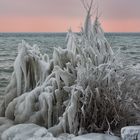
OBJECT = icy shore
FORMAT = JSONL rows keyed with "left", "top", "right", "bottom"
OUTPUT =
{"left": 0, "top": 0, "right": 140, "bottom": 140}
{"left": 1, "top": 124, "right": 120, "bottom": 140}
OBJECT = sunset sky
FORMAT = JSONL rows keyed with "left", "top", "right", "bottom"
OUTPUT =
{"left": 0, "top": 0, "right": 140, "bottom": 32}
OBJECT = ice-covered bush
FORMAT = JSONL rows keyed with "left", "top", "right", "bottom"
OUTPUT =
{"left": 0, "top": 0, "right": 140, "bottom": 139}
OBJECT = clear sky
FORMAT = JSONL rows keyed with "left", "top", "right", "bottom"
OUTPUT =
{"left": 0, "top": 0, "right": 140, "bottom": 32}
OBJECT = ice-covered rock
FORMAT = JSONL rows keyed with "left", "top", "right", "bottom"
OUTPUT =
{"left": 1, "top": 123, "right": 52, "bottom": 140}
{"left": 1, "top": 123, "right": 75, "bottom": 140}
{"left": 72, "top": 133, "right": 120, "bottom": 140}
{"left": 2, "top": 125, "right": 122, "bottom": 140}
{"left": 0, "top": 117, "right": 13, "bottom": 137}
{"left": 121, "top": 126, "right": 140, "bottom": 140}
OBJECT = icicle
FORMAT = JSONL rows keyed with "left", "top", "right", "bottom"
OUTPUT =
{"left": 83, "top": 0, "right": 93, "bottom": 40}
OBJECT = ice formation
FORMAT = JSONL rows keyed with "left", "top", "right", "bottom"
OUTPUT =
{"left": 1, "top": 124, "right": 52, "bottom": 140}
{"left": 121, "top": 126, "right": 140, "bottom": 140}
{"left": 0, "top": 0, "right": 140, "bottom": 139}
{"left": 72, "top": 133, "right": 120, "bottom": 140}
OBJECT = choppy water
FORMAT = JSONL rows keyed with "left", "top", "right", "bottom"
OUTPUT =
{"left": 0, "top": 32, "right": 140, "bottom": 94}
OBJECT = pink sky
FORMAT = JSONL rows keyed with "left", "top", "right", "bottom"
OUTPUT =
{"left": 0, "top": 0, "right": 140, "bottom": 32}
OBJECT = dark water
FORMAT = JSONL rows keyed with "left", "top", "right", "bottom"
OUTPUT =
{"left": 0, "top": 32, "right": 140, "bottom": 94}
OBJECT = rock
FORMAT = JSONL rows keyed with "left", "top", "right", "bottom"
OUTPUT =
{"left": 72, "top": 133, "right": 121, "bottom": 140}
{"left": 121, "top": 126, "right": 140, "bottom": 140}
{"left": 1, "top": 123, "right": 52, "bottom": 140}
{"left": 0, "top": 117, "right": 14, "bottom": 137}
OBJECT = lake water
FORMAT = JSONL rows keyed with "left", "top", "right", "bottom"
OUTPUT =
{"left": 0, "top": 32, "right": 140, "bottom": 94}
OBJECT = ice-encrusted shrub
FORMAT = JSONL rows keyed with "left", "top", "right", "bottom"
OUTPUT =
{"left": 0, "top": 0, "right": 140, "bottom": 138}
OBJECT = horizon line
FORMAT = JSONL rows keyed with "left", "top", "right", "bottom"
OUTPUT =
{"left": 0, "top": 31, "right": 140, "bottom": 33}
